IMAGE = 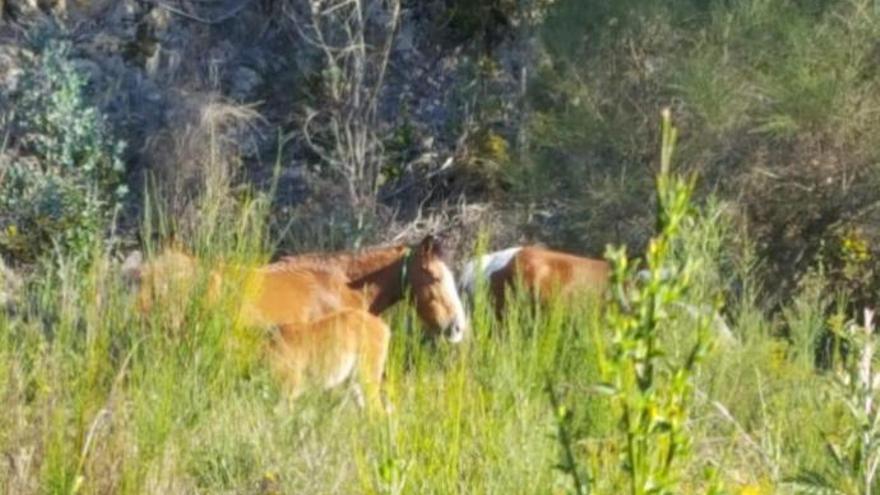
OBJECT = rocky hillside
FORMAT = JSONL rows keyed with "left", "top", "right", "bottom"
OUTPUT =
{"left": 1, "top": 1, "right": 532, "bottom": 256}
{"left": 3, "top": 0, "right": 880, "bottom": 304}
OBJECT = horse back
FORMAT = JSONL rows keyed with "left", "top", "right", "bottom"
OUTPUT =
{"left": 499, "top": 247, "right": 609, "bottom": 302}
{"left": 247, "top": 265, "right": 368, "bottom": 326}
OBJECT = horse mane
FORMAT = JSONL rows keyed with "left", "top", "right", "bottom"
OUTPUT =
{"left": 140, "top": 248, "right": 351, "bottom": 288}
{"left": 279, "top": 244, "right": 409, "bottom": 279}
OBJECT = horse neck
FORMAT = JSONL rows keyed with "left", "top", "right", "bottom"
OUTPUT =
{"left": 338, "top": 247, "right": 407, "bottom": 314}
{"left": 290, "top": 246, "right": 408, "bottom": 314}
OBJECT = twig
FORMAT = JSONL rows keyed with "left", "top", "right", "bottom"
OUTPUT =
{"left": 143, "top": 0, "right": 255, "bottom": 24}
{"left": 546, "top": 379, "right": 590, "bottom": 495}
{"left": 77, "top": 408, "right": 111, "bottom": 475}
{"left": 378, "top": 155, "right": 456, "bottom": 202}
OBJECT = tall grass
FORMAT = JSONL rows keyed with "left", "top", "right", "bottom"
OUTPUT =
{"left": 0, "top": 156, "right": 610, "bottom": 494}
{"left": 0, "top": 106, "right": 876, "bottom": 495}
{"left": 526, "top": 0, "right": 880, "bottom": 295}
{"left": 0, "top": 155, "right": 875, "bottom": 494}
{"left": 5, "top": 2, "right": 880, "bottom": 493}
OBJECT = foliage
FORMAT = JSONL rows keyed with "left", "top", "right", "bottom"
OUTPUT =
{"left": 523, "top": 0, "right": 880, "bottom": 294}
{"left": 0, "top": 153, "right": 876, "bottom": 493}
{"left": 821, "top": 227, "right": 880, "bottom": 312}
{"left": 289, "top": 0, "right": 401, "bottom": 244}
{"left": 4, "top": 2, "right": 880, "bottom": 494}
{"left": 789, "top": 309, "right": 880, "bottom": 495}
{"left": 0, "top": 38, "right": 126, "bottom": 263}
{"left": 455, "top": 126, "right": 512, "bottom": 195}
{"left": 441, "top": 0, "right": 517, "bottom": 50}
{"left": 588, "top": 110, "right": 717, "bottom": 494}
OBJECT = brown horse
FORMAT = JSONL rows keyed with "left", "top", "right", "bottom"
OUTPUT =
{"left": 122, "top": 249, "right": 365, "bottom": 328}
{"left": 121, "top": 235, "right": 468, "bottom": 405}
{"left": 280, "top": 235, "right": 469, "bottom": 343}
{"left": 460, "top": 246, "right": 610, "bottom": 315}
{"left": 122, "top": 234, "right": 469, "bottom": 339}
{"left": 122, "top": 249, "right": 392, "bottom": 408}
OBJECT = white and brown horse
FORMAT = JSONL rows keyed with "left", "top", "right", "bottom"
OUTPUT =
{"left": 460, "top": 246, "right": 610, "bottom": 315}
{"left": 460, "top": 245, "right": 734, "bottom": 340}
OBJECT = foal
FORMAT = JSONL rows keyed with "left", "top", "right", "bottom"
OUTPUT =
{"left": 460, "top": 246, "right": 610, "bottom": 316}
{"left": 271, "top": 309, "right": 390, "bottom": 410}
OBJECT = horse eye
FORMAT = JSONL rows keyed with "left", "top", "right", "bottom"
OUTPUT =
{"left": 419, "top": 274, "right": 441, "bottom": 284}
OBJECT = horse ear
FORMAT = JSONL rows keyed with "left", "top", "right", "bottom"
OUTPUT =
{"left": 121, "top": 250, "right": 143, "bottom": 281}
{"left": 419, "top": 234, "right": 446, "bottom": 258}
{"left": 432, "top": 236, "right": 446, "bottom": 258}
{"left": 418, "top": 235, "right": 437, "bottom": 257}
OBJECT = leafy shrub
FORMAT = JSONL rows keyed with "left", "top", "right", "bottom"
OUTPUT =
{"left": 454, "top": 127, "right": 512, "bottom": 196}
{"left": 441, "top": 0, "right": 516, "bottom": 49}
{"left": 0, "top": 38, "right": 126, "bottom": 263}
{"left": 523, "top": 0, "right": 880, "bottom": 296}
{"left": 551, "top": 111, "right": 722, "bottom": 494}
{"left": 821, "top": 227, "right": 880, "bottom": 312}
{"left": 790, "top": 309, "right": 880, "bottom": 494}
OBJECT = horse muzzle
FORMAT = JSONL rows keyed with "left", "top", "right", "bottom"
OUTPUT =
{"left": 444, "top": 319, "right": 468, "bottom": 344}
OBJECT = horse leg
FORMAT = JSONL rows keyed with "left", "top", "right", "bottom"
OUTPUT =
{"left": 350, "top": 382, "right": 366, "bottom": 409}
{"left": 356, "top": 311, "right": 391, "bottom": 413}
{"left": 490, "top": 274, "right": 509, "bottom": 319}
{"left": 300, "top": 310, "right": 372, "bottom": 410}
{"left": 269, "top": 328, "right": 306, "bottom": 402}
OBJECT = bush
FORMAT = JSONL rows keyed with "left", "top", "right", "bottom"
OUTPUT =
{"left": 521, "top": 0, "right": 880, "bottom": 295}
{"left": 552, "top": 110, "right": 722, "bottom": 494}
{"left": 0, "top": 38, "right": 126, "bottom": 263}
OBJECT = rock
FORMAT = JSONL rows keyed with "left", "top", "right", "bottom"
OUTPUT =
{"left": 3, "top": 0, "right": 40, "bottom": 19}
{"left": 396, "top": 21, "right": 416, "bottom": 53}
{"left": 280, "top": 166, "right": 304, "bottom": 180}
{"left": 145, "top": 3, "right": 171, "bottom": 33}
{"left": 0, "top": 45, "right": 30, "bottom": 93}
{"left": 228, "top": 65, "right": 263, "bottom": 101}
{"left": 365, "top": 0, "right": 393, "bottom": 30}
{"left": 293, "top": 48, "right": 322, "bottom": 76}
{"left": 69, "top": 57, "right": 102, "bottom": 84}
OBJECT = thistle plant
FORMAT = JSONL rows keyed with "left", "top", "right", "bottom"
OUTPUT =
{"left": 791, "top": 308, "right": 880, "bottom": 495}
{"left": 594, "top": 109, "right": 717, "bottom": 494}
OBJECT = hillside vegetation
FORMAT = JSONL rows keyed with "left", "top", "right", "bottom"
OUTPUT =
{"left": 2, "top": 1, "right": 880, "bottom": 494}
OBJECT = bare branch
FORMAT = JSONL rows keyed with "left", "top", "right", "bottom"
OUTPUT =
{"left": 143, "top": 0, "right": 256, "bottom": 24}
{"left": 286, "top": 0, "right": 401, "bottom": 218}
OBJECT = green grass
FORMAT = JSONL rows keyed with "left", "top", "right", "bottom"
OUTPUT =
{"left": 523, "top": 0, "right": 880, "bottom": 293}
{"left": 0, "top": 192, "right": 873, "bottom": 495}
{"left": 9, "top": 2, "right": 880, "bottom": 492}
{"left": 0, "top": 241, "right": 604, "bottom": 493}
{"left": 3, "top": 108, "right": 878, "bottom": 494}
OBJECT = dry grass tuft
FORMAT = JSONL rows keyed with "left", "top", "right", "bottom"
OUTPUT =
{"left": 144, "top": 93, "right": 265, "bottom": 231}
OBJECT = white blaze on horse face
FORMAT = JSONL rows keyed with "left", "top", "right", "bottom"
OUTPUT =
{"left": 438, "top": 261, "right": 468, "bottom": 343}
{"left": 460, "top": 247, "right": 523, "bottom": 298}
